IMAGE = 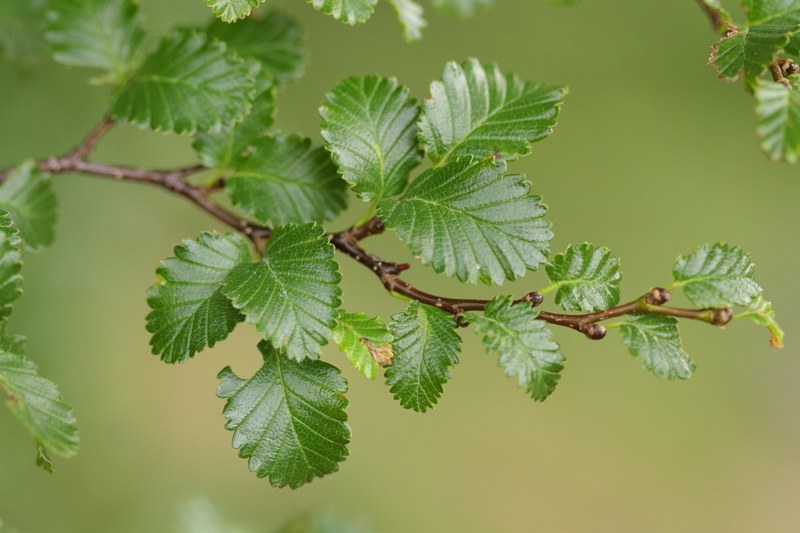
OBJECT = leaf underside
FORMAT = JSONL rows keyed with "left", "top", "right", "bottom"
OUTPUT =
{"left": 755, "top": 81, "right": 800, "bottom": 163}
{"left": 206, "top": 0, "right": 265, "bottom": 23}
{"left": 307, "top": 0, "right": 378, "bottom": 25}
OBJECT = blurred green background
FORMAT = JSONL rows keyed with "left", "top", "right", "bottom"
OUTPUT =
{"left": 1, "top": 1, "right": 799, "bottom": 531}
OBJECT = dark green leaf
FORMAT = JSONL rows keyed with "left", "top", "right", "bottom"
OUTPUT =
{"left": 755, "top": 80, "right": 800, "bottom": 162}
{"left": 217, "top": 340, "right": 350, "bottom": 488}
{"left": 708, "top": 26, "right": 794, "bottom": 84}
{"left": 620, "top": 314, "right": 694, "bottom": 379}
{"left": 671, "top": 243, "right": 761, "bottom": 307}
{"left": 307, "top": 0, "right": 377, "bottom": 25}
{"left": 743, "top": 0, "right": 800, "bottom": 27}
{"left": 0, "top": 161, "right": 57, "bottom": 250}
{"left": 206, "top": 0, "right": 265, "bottom": 22}
{"left": 431, "top": 0, "right": 491, "bottom": 17}
{"left": 333, "top": 311, "right": 393, "bottom": 379}
{"left": 389, "top": 0, "right": 426, "bottom": 42}
{"left": 545, "top": 243, "right": 621, "bottom": 312}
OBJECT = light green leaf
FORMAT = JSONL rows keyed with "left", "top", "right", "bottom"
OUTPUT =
{"left": 0, "top": 326, "right": 79, "bottom": 469}
{"left": 205, "top": 0, "right": 265, "bottom": 22}
{"left": 735, "top": 295, "right": 784, "bottom": 349}
{"left": 320, "top": 76, "right": 422, "bottom": 202}
{"left": 0, "top": 0, "right": 49, "bottom": 65}
{"left": 112, "top": 31, "right": 255, "bottom": 135}
{"left": 217, "top": 340, "right": 350, "bottom": 489}
{"left": 307, "top": 0, "right": 377, "bottom": 25}
{"left": 467, "top": 296, "right": 563, "bottom": 402}
{"left": 45, "top": 0, "right": 145, "bottom": 82}
{"left": 146, "top": 232, "right": 252, "bottom": 364}
{"left": 384, "top": 301, "right": 461, "bottom": 412}
{"left": 620, "top": 314, "right": 694, "bottom": 380}
{"left": 755, "top": 80, "right": 800, "bottom": 162}
{"left": 545, "top": 243, "right": 621, "bottom": 312}
{"left": 743, "top": 0, "right": 800, "bottom": 27}
{"left": 708, "top": 26, "right": 794, "bottom": 84}
{"left": 431, "top": 0, "right": 491, "bottom": 17}
{"left": 419, "top": 59, "right": 566, "bottom": 164}
{"left": 206, "top": 11, "right": 306, "bottom": 85}
{"left": 390, "top": 0, "right": 426, "bottom": 42}
{"left": 0, "top": 228, "right": 22, "bottom": 321}
{"left": 223, "top": 223, "right": 342, "bottom": 361}
{"left": 0, "top": 161, "right": 57, "bottom": 250}
{"left": 333, "top": 311, "right": 393, "bottom": 379}
{"left": 226, "top": 135, "right": 348, "bottom": 226}
{"left": 671, "top": 243, "right": 761, "bottom": 307}
{"left": 378, "top": 157, "right": 551, "bottom": 285}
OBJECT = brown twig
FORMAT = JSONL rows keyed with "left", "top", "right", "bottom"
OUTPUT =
{"left": 695, "top": 0, "right": 728, "bottom": 34}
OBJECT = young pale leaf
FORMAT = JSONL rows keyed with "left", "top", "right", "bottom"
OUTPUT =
{"left": 467, "top": 296, "right": 564, "bottom": 402}
{"left": 0, "top": 327, "right": 79, "bottom": 470}
{"left": 226, "top": 135, "right": 348, "bottom": 226}
{"left": 146, "top": 232, "right": 252, "bottom": 364}
{"left": 708, "top": 26, "right": 794, "bottom": 84}
{"left": 755, "top": 81, "right": 800, "bottom": 163}
{"left": 432, "top": 0, "right": 492, "bottom": 17}
{"left": 206, "top": 12, "right": 306, "bottom": 85}
{"left": 0, "top": 161, "right": 57, "bottom": 250}
{"left": 321, "top": 76, "right": 422, "bottom": 202}
{"left": 206, "top": 0, "right": 265, "bottom": 22}
{"left": 419, "top": 59, "right": 566, "bottom": 164}
{"left": 217, "top": 341, "right": 350, "bottom": 489}
{"left": 112, "top": 31, "right": 255, "bottom": 135}
{"left": 545, "top": 243, "right": 621, "bottom": 312}
{"left": 385, "top": 301, "right": 461, "bottom": 412}
{"left": 333, "top": 311, "right": 393, "bottom": 379}
{"left": 389, "top": 0, "right": 427, "bottom": 42}
{"left": 671, "top": 243, "right": 761, "bottom": 308}
{"left": 620, "top": 314, "right": 694, "bottom": 380}
{"left": 223, "top": 223, "right": 342, "bottom": 361}
{"left": 378, "top": 157, "right": 552, "bottom": 285}
{"left": 735, "top": 295, "right": 784, "bottom": 349}
{"left": 45, "top": 0, "right": 145, "bottom": 82}
{"left": 0, "top": 229, "right": 22, "bottom": 321}
{"left": 307, "top": 0, "right": 377, "bottom": 25}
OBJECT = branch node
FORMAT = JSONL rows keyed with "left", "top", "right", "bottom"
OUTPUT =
{"left": 582, "top": 323, "right": 607, "bottom": 340}
{"left": 523, "top": 291, "right": 544, "bottom": 307}
{"left": 645, "top": 287, "right": 671, "bottom": 306}
{"left": 709, "top": 307, "right": 733, "bottom": 326}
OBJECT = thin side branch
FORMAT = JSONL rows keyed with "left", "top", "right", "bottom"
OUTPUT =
{"left": 695, "top": 0, "right": 728, "bottom": 34}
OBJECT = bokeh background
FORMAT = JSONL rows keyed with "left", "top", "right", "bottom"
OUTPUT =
{"left": 1, "top": 0, "right": 798, "bottom": 531}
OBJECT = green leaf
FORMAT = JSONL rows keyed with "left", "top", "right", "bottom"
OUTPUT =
{"left": 0, "top": 161, "right": 57, "bottom": 250}
{"left": 390, "top": 0, "right": 427, "bottom": 42}
{"left": 755, "top": 80, "right": 800, "bottom": 162}
{"left": 620, "top": 314, "right": 694, "bottom": 380}
{"left": 0, "top": 228, "right": 22, "bottom": 322}
{"left": 0, "top": 210, "right": 21, "bottom": 245}
{"left": 45, "top": 0, "right": 145, "bottom": 82}
{"left": 671, "top": 243, "right": 761, "bottom": 307}
{"left": 708, "top": 26, "right": 794, "bottom": 84}
{"left": 223, "top": 223, "right": 342, "bottom": 361}
{"left": 0, "top": 326, "right": 79, "bottom": 469}
{"left": 431, "top": 0, "right": 492, "bottom": 17}
{"left": 418, "top": 59, "right": 566, "bottom": 164}
{"left": 743, "top": 0, "right": 800, "bottom": 27}
{"left": 545, "top": 243, "right": 621, "bottom": 312}
{"left": 467, "top": 296, "right": 563, "bottom": 402}
{"left": 205, "top": 0, "right": 265, "bottom": 22}
{"left": 112, "top": 30, "right": 255, "bottom": 135}
{"left": 735, "top": 295, "right": 785, "bottom": 349}
{"left": 378, "top": 157, "right": 552, "bottom": 285}
{"left": 217, "top": 340, "right": 350, "bottom": 489}
{"left": 206, "top": 11, "right": 306, "bottom": 85}
{"left": 307, "top": 0, "right": 378, "bottom": 25}
{"left": 0, "top": 0, "right": 49, "bottom": 65}
{"left": 333, "top": 311, "right": 393, "bottom": 380}
{"left": 226, "top": 135, "right": 348, "bottom": 226}
{"left": 320, "top": 76, "right": 422, "bottom": 202}
{"left": 146, "top": 232, "right": 252, "bottom": 364}
{"left": 384, "top": 301, "right": 461, "bottom": 412}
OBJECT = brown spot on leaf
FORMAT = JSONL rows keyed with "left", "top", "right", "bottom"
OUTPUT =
{"left": 360, "top": 338, "right": 394, "bottom": 366}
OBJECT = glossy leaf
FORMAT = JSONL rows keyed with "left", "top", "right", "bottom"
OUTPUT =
{"left": 378, "top": 157, "right": 552, "bottom": 285}
{"left": 671, "top": 243, "right": 761, "bottom": 307}
{"left": 146, "top": 232, "right": 252, "bottom": 364}
{"left": 333, "top": 311, "right": 393, "bottom": 379}
{"left": 431, "top": 0, "right": 491, "bottom": 17}
{"left": 0, "top": 228, "right": 22, "bottom": 321}
{"left": 620, "top": 314, "right": 694, "bottom": 380}
{"left": 112, "top": 31, "right": 255, "bottom": 134}
{"left": 206, "top": 0, "right": 265, "bottom": 22}
{"left": 545, "top": 243, "right": 621, "bottom": 312}
{"left": 218, "top": 341, "right": 350, "bottom": 489}
{"left": 0, "top": 161, "right": 57, "bottom": 250}
{"left": 307, "top": 0, "right": 377, "bottom": 25}
{"left": 419, "top": 59, "right": 566, "bottom": 164}
{"left": 226, "top": 135, "right": 348, "bottom": 226}
{"left": 708, "top": 26, "right": 794, "bottom": 84}
{"left": 320, "top": 76, "right": 422, "bottom": 202}
{"left": 390, "top": 0, "right": 427, "bottom": 42}
{"left": 755, "top": 81, "right": 800, "bottom": 163}
{"left": 223, "top": 224, "right": 342, "bottom": 361}
{"left": 385, "top": 301, "right": 461, "bottom": 412}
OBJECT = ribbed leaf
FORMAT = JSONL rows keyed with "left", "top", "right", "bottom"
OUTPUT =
{"left": 390, "top": 0, "right": 426, "bottom": 41}
{"left": 146, "top": 232, "right": 252, "bottom": 364}
{"left": 545, "top": 243, "right": 621, "bottom": 312}
{"left": 206, "top": 12, "right": 306, "bottom": 85}
{"left": 378, "top": 157, "right": 552, "bottom": 285}
{"left": 620, "top": 314, "right": 694, "bottom": 380}
{"left": 226, "top": 135, "right": 348, "bottom": 226}
{"left": 671, "top": 243, "right": 761, "bottom": 307}
{"left": 45, "top": 0, "right": 145, "bottom": 82}
{"left": 307, "top": 0, "right": 377, "bottom": 24}
{"left": 206, "top": 0, "right": 265, "bottom": 22}
{"left": 755, "top": 81, "right": 800, "bottom": 163}
{"left": 467, "top": 296, "right": 563, "bottom": 402}
{"left": 744, "top": 0, "right": 800, "bottom": 27}
{"left": 320, "top": 76, "right": 422, "bottom": 202}
{"left": 0, "top": 227, "right": 22, "bottom": 321}
{"left": 431, "top": 0, "right": 491, "bottom": 17}
{"left": 223, "top": 224, "right": 342, "bottom": 361}
{"left": 419, "top": 59, "right": 566, "bottom": 164}
{"left": 385, "top": 301, "right": 461, "bottom": 412}
{"left": 218, "top": 340, "right": 350, "bottom": 489}
{"left": 0, "top": 161, "right": 57, "bottom": 250}
{"left": 0, "top": 326, "right": 79, "bottom": 471}
{"left": 708, "top": 26, "right": 794, "bottom": 84}
{"left": 333, "top": 311, "right": 393, "bottom": 379}
{"left": 112, "top": 31, "right": 255, "bottom": 134}
{"left": 736, "top": 295, "right": 784, "bottom": 349}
